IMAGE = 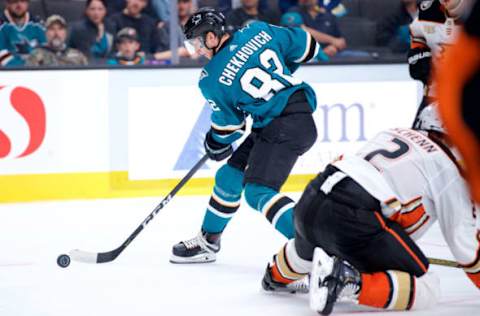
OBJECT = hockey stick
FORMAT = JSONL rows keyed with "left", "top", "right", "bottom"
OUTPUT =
{"left": 429, "top": 257, "right": 461, "bottom": 268}
{"left": 69, "top": 154, "right": 209, "bottom": 264}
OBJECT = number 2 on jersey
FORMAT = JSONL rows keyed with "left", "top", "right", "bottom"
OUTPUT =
{"left": 240, "top": 49, "right": 301, "bottom": 101}
{"left": 365, "top": 138, "right": 410, "bottom": 162}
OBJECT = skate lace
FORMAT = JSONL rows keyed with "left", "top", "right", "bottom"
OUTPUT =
{"left": 338, "top": 283, "right": 360, "bottom": 303}
{"left": 183, "top": 235, "right": 204, "bottom": 249}
{"left": 183, "top": 233, "right": 216, "bottom": 253}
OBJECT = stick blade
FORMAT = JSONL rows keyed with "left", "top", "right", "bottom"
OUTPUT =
{"left": 69, "top": 249, "right": 99, "bottom": 263}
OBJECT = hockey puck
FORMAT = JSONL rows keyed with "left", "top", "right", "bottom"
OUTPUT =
{"left": 57, "top": 254, "right": 71, "bottom": 268}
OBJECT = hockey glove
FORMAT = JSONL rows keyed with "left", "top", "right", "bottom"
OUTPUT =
{"left": 204, "top": 130, "right": 233, "bottom": 161}
{"left": 408, "top": 47, "right": 432, "bottom": 85}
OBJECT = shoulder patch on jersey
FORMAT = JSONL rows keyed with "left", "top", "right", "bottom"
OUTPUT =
{"left": 420, "top": 0, "right": 434, "bottom": 11}
{"left": 199, "top": 69, "right": 208, "bottom": 81}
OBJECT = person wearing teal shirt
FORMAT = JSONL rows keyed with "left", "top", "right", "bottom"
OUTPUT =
{"left": 0, "top": 0, "right": 46, "bottom": 66}
{"left": 171, "top": 7, "right": 320, "bottom": 264}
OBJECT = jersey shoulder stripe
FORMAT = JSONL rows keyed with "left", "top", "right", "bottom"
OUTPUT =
{"left": 294, "top": 32, "right": 317, "bottom": 63}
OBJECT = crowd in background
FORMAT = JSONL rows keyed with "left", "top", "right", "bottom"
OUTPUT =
{"left": 0, "top": 0, "right": 419, "bottom": 67}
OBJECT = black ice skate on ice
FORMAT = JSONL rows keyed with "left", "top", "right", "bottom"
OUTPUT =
{"left": 261, "top": 264, "right": 310, "bottom": 294}
{"left": 310, "top": 248, "right": 361, "bottom": 315}
{"left": 170, "top": 230, "right": 221, "bottom": 263}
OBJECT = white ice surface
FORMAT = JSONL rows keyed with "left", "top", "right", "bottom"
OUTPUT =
{"left": 0, "top": 195, "right": 478, "bottom": 316}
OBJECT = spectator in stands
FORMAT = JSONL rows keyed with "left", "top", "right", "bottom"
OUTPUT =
{"left": 108, "top": 0, "right": 168, "bottom": 54}
{"left": 106, "top": 0, "right": 128, "bottom": 13}
{"left": 154, "top": 0, "right": 196, "bottom": 62}
{"left": 375, "top": 0, "right": 417, "bottom": 53}
{"left": 319, "top": 0, "right": 342, "bottom": 12}
{"left": 105, "top": 0, "right": 159, "bottom": 20}
{"left": 226, "top": 0, "right": 279, "bottom": 31}
{"left": 107, "top": 27, "right": 145, "bottom": 65}
{"left": 281, "top": 0, "right": 346, "bottom": 56}
{"left": 69, "top": 0, "right": 114, "bottom": 63}
{"left": 321, "top": 0, "right": 347, "bottom": 17}
{"left": 279, "top": 0, "right": 344, "bottom": 14}
{"left": 197, "top": 0, "right": 221, "bottom": 9}
{"left": 26, "top": 15, "right": 88, "bottom": 66}
{"left": 0, "top": 0, "right": 46, "bottom": 67}
{"left": 218, "top": 0, "right": 269, "bottom": 13}
{"left": 279, "top": 0, "right": 300, "bottom": 13}
{"left": 150, "top": 0, "right": 169, "bottom": 21}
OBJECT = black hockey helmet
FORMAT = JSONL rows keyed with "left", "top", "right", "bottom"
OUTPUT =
{"left": 183, "top": 7, "right": 226, "bottom": 41}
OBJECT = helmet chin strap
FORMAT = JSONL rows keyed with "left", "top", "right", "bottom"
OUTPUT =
{"left": 203, "top": 35, "right": 222, "bottom": 56}
{"left": 202, "top": 29, "right": 226, "bottom": 56}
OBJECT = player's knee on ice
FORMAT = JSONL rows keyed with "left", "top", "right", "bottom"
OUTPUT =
{"left": 244, "top": 183, "right": 295, "bottom": 239}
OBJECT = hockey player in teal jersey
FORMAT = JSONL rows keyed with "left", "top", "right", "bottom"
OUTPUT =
{"left": 0, "top": 0, "right": 46, "bottom": 66}
{"left": 171, "top": 7, "right": 319, "bottom": 263}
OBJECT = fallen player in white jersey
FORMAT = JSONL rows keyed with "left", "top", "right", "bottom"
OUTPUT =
{"left": 261, "top": 105, "right": 480, "bottom": 315}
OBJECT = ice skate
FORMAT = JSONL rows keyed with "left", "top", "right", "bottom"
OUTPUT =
{"left": 261, "top": 263, "right": 309, "bottom": 294}
{"left": 170, "top": 230, "right": 221, "bottom": 264}
{"left": 310, "top": 248, "right": 361, "bottom": 315}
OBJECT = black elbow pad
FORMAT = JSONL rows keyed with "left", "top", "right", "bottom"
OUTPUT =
{"left": 408, "top": 48, "right": 432, "bottom": 85}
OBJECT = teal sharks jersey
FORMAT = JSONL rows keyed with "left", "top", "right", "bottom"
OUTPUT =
{"left": 0, "top": 12, "right": 46, "bottom": 66}
{"left": 199, "top": 21, "right": 319, "bottom": 144}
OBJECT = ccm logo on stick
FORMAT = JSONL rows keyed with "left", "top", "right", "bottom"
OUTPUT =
{"left": 0, "top": 86, "right": 46, "bottom": 159}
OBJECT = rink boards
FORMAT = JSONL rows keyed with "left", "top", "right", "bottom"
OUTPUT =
{"left": 0, "top": 64, "right": 420, "bottom": 202}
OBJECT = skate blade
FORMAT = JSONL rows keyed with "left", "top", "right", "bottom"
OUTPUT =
{"left": 310, "top": 286, "right": 329, "bottom": 312}
{"left": 169, "top": 253, "right": 216, "bottom": 264}
{"left": 309, "top": 248, "right": 334, "bottom": 313}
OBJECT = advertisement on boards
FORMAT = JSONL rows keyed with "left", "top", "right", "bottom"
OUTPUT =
{"left": 0, "top": 70, "right": 110, "bottom": 175}
{"left": 127, "top": 79, "right": 418, "bottom": 180}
